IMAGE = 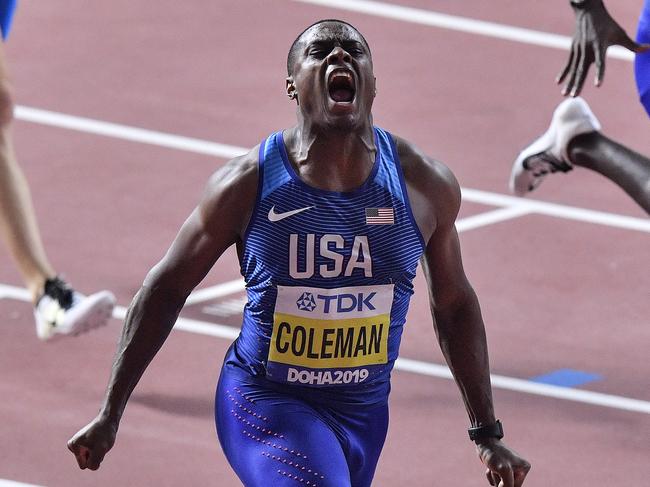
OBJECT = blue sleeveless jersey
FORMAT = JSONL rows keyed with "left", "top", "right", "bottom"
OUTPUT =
{"left": 228, "top": 127, "right": 425, "bottom": 403}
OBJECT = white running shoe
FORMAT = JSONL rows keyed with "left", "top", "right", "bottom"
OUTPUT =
{"left": 509, "top": 97, "right": 602, "bottom": 196}
{"left": 34, "top": 277, "right": 116, "bottom": 341}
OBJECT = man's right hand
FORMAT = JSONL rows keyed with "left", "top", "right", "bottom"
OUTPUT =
{"left": 67, "top": 416, "right": 118, "bottom": 470}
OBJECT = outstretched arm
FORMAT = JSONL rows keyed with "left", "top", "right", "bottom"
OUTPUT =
{"left": 558, "top": 0, "right": 650, "bottom": 96}
{"left": 67, "top": 152, "right": 258, "bottom": 470}
{"left": 416, "top": 159, "right": 530, "bottom": 487}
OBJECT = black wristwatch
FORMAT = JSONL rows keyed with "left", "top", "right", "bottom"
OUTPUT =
{"left": 468, "top": 420, "right": 504, "bottom": 443}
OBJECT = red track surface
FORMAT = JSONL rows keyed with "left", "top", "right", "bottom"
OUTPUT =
{"left": 1, "top": 1, "right": 649, "bottom": 486}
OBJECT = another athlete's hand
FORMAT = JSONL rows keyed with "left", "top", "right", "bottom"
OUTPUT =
{"left": 67, "top": 415, "right": 118, "bottom": 471}
{"left": 477, "top": 439, "right": 530, "bottom": 487}
{"left": 557, "top": 0, "right": 650, "bottom": 97}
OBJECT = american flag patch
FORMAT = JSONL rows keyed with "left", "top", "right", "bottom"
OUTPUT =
{"left": 365, "top": 207, "right": 395, "bottom": 225}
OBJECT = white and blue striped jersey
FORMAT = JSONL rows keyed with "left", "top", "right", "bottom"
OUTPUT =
{"left": 228, "top": 127, "right": 426, "bottom": 402}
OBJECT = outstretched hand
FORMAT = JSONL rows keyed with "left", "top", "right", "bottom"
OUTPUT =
{"left": 67, "top": 416, "right": 118, "bottom": 471}
{"left": 477, "top": 439, "right": 530, "bottom": 487}
{"left": 557, "top": 0, "right": 650, "bottom": 97}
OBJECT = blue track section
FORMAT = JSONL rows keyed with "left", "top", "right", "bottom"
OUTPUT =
{"left": 530, "top": 369, "right": 602, "bottom": 388}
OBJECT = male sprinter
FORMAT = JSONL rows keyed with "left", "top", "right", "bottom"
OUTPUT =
{"left": 510, "top": 0, "right": 650, "bottom": 213}
{"left": 69, "top": 20, "right": 530, "bottom": 487}
{"left": 0, "top": 0, "right": 115, "bottom": 339}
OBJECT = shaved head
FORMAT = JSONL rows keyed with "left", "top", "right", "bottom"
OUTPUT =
{"left": 286, "top": 19, "right": 371, "bottom": 75}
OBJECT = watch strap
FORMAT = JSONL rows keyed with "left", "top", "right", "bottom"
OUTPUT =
{"left": 468, "top": 420, "right": 504, "bottom": 442}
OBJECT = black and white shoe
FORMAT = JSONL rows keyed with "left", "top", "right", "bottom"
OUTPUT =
{"left": 34, "top": 277, "right": 115, "bottom": 341}
{"left": 509, "top": 97, "right": 601, "bottom": 196}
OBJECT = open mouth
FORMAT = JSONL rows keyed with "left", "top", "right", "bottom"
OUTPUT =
{"left": 327, "top": 69, "right": 356, "bottom": 103}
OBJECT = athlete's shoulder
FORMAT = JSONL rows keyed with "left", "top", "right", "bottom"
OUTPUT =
{"left": 389, "top": 133, "right": 461, "bottom": 235}
{"left": 205, "top": 145, "right": 260, "bottom": 193}
{"left": 199, "top": 145, "right": 260, "bottom": 238}
{"left": 390, "top": 134, "right": 458, "bottom": 193}
{"left": 390, "top": 134, "right": 460, "bottom": 241}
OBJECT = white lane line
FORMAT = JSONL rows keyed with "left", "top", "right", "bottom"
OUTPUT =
{"left": 202, "top": 297, "right": 250, "bottom": 318}
{"left": 396, "top": 358, "right": 650, "bottom": 415}
{"left": 292, "top": 0, "right": 634, "bottom": 61}
{"left": 14, "top": 106, "right": 246, "bottom": 160}
{"left": 14, "top": 105, "right": 649, "bottom": 233}
{"left": 0, "top": 480, "right": 45, "bottom": 487}
{"left": 462, "top": 188, "right": 650, "bottom": 233}
{"left": 0, "top": 285, "right": 30, "bottom": 300}
{"left": 2, "top": 283, "right": 649, "bottom": 414}
{"left": 456, "top": 206, "right": 532, "bottom": 232}
{"left": 185, "top": 278, "right": 246, "bottom": 305}
{"left": 110, "top": 303, "right": 239, "bottom": 339}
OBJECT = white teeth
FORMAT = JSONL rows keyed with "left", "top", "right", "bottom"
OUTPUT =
{"left": 327, "top": 69, "right": 355, "bottom": 103}
{"left": 329, "top": 69, "right": 352, "bottom": 80}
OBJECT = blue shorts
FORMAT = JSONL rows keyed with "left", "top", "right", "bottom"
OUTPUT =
{"left": 215, "top": 362, "right": 389, "bottom": 487}
{"left": 0, "top": 0, "right": 17, "bottom": 41}
{"left": 636, "top": 0, "right": 650, "bottom": 116}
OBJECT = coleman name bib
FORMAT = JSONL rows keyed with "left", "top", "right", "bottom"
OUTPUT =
{"left": 266, "top": 284, "right": 393, "bottom": 387}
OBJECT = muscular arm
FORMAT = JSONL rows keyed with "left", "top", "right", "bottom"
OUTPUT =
{"left": 397, "top": 138, "right": 494, "bottom": 425}
{"left": 68, "top": 149, "right": 258, "bottom": 470}
{"left": 420, "top": 184, "right": 495, "bottom": 427}
{"left": 398, "top": 137, "right": 529, "bottom": 487}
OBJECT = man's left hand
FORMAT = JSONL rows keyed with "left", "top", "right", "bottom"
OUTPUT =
{"left": 477, "top": 439, "right": 530, "bottom": 487}
{"left": 558, "top": 0, "right": 650, "bottom": 97}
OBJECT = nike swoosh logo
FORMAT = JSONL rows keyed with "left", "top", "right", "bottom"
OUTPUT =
{"left": 268, "top": 205, "right": 314, "bottom": 222}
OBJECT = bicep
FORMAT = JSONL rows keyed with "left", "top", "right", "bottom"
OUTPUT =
{"left": 143, "top": 153, "right": 258, "bottom": 298}
{"left": 143, "top": 207, "right": 236, "bottom": 300}
{"left": 416, "top": 160, "right": 472, "bottom": 311}
{"left": 421, "top": 222, "right": 473, "bottom": 312}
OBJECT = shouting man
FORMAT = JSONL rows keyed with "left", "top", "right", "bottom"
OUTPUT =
{"left": 69, "top": 19, "right": 530, "bottom": 487}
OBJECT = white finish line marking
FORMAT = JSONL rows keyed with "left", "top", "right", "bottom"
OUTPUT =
{"left": 292, "top": 0, "right": 634, "bottom": 61}
{"left": 1, "top": 283, "right": 649, "bottom": 415}
{"left": 14, "top": 105, "right": 649, "bottom": 234}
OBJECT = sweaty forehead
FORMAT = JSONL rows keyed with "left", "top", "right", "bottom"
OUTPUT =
{"left": 300, "top": 22, "right": 364, "bottom": 48}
